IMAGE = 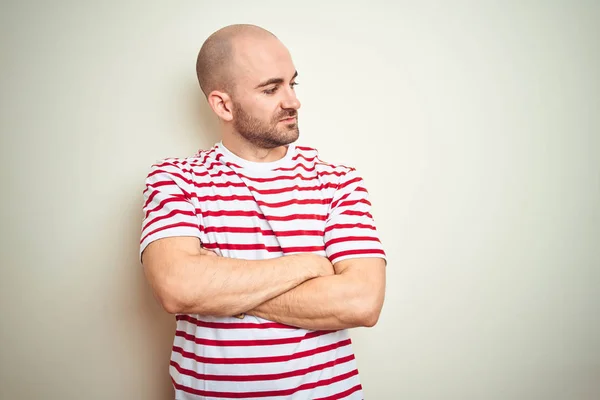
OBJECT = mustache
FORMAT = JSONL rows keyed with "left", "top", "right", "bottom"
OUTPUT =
{"left": 275, "top": 110, "right": 297, "bottom": 120}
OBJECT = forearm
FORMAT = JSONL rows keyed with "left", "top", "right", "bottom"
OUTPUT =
{"left": 163, "top": 254, "right": 317, "bottom": 317}
{"left": 248, "top": 273, "right": 377, "bottom": 331}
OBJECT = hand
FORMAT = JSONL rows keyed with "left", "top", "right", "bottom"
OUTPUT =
{"left": 290, "top": 253, "right": 335, "bottom": 278}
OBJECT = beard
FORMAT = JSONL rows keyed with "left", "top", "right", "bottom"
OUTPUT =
{"left": 232, "top": 101, "right": 299, "bottom": 149}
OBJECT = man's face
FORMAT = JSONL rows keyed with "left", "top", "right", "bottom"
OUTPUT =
{"left": 229, "top": 37, "right": 301, "bottom": 149}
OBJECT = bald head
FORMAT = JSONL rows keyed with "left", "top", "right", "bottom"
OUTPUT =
{"left": 196, "top": 24, "right": 277, "bottom": 97}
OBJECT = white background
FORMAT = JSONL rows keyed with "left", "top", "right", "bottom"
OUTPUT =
{"left": 1, "top": 1, "right": 598, "bottom": 399}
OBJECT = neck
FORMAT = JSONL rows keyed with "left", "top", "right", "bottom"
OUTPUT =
{"left": 221, "top": 132, "right": 290, "bottom": 163}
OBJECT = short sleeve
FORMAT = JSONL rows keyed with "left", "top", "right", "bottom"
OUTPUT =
{"left": 139, "top": 161, "right": 202, "bottom": 259}
{"left": 324, "top": 169, "right": 386, "bottom": 265}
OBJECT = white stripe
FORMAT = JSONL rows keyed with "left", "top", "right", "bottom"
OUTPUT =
{"left": 174, "top": 323, "right": 349, "bottom": 359}
{"left": 170, "top": 356, "right": 358, "bottom": 396}
{"left": 302, "top": 372, "right": 363, "bottom": 399}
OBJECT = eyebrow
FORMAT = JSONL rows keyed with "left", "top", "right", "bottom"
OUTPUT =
{"left": 255, "top": 70, "right": 298, "bottom": 89}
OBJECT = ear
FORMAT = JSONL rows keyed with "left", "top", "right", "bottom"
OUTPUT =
{"left": 207, "top": 90, "right": 233, "bottom": 122}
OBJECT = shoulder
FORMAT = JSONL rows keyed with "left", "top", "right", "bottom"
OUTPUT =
{"left": 296, "top": 145, "right": 355, "bottom": 170}
{"left": 297, "top": 145, "right": 358, "bottom": 180}
{"left": 142, "top": 149, "right": 217, "bottom": 191}
{"left": 145, "top": 148, "right": 216, "bottom": 176}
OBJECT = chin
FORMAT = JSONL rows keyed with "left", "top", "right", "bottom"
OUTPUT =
{"left": 283, "top": 129, "right": 299, "bottom": 144}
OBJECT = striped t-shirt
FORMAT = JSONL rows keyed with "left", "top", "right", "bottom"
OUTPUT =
{"left": 140, "top": 141, "right": 386, "bottom": 399}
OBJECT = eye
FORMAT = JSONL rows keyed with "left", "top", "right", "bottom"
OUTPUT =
{"left": 290, "top": 82, "right": 299, "bottom": 89}
{"left": 263, "top": 86, "right": 278, "bottom": 95}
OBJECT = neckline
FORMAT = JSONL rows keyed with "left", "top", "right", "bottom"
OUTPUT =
{"left": 216, "top": 141, "right": 296, "bottom": 172}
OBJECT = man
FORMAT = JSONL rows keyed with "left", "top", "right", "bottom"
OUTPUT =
{"left": 140, "top": 24, "right": 386, "bottom": 400}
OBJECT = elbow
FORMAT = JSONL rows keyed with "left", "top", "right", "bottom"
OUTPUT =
{"left": 352, "top": 296, "right": 383, "bottom": 328}
{"left": 152, "top": 273, "right": 199, "bottom": 315}
{"left": 143, "top": 260, "right": 196, "bottom": 315}
{"left": 358, "top": 304, "right": 382, "bottom": 327}
{"left": 157, "top": 282, "right": 192, "bottom": 315}
{"left": 156, "top": 280, "right": 238, "bottom": 317}
{"left": 161, "top": 295, "right": 187, "bottom": 315}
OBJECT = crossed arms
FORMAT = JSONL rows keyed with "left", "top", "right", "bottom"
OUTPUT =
{"left": 141, "top": 236, "right": 386, "bottom": 331}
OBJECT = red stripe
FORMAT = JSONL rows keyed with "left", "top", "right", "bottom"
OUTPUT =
{"left": 292, "top": 153, "right": 317, "bottom": 162}
{"left": 314, "top": 384, "right": 362, "bottom": 400}
{"left": 151, "top": 161, "right": 212, "bottom": 177}
{"left": 173, "top": 338, "right": 352, "bottom": 364}
{"left": 337, "top": 199, "right": 372, "bottom": 209}
{"left": 198, "top": 148, "right": 217, "bottom": 164}
{"left": 331, "top": 192, "right": 352, "bottom": 209}
{"left": 225, "top": 161, "right": 243, "bottom": 168}
{"left": 199, "top": 160, "right": 222, "bottom": 172}
{"left": 295, "top": 145, "right": 316, "bottom": 152}
{"left": 143, "top": 180, "right": 176, "bottom": 194}
{"left": 256, "top": 197, "right": 330, "bottom": 208}
{"left": 202, "top": 226, "right": 324, "bottom": 237}
{"left": 176, "top": 329, "right": 332, "bottom": 347}
{"left": 146, "top": 171, "right": 338, "bottom": 195}
{"left": 329, "top": 249, "right": 385, "bottom": 261}
{"left": 202, "top": 242, "right": 283, "bottom": 252}
{"left": 166, "top": 167, "right": 209, "bottom": 178}
{"left": 282, "top": 246, "right": 325, "bottom": 253}
{"left": 234, "top": 170, "right": 344, "bottom": 183}
{"left": 336, "top": 164, "right": 355, "bottom": 171}
{"left": 142, "top": 177, "right": 191, "bottom": 200}
{"left": 324, "top": 223, "right": 376, "bottom": 233}
{"left": 170, "top": 354, "right": 355, "bottom": 382}
{"left": 145, "top": 169, "right": 191, "bottom": 197}
{"left": 340, "top": 210, "right": 373, "bottom": 219}
{"left": 147, "top": 167, "right": 186, "bottom": 180}
{"left": 338, "top": 177, "right": 363, "bottom": 190}
{"left": 149, "top": 172, "right": 340, "bottom": 196}
{"left": 143, "top": 188, "right": 162, "bottom": 209}
{"left": 325, "top": 236, "right": 381, "bottom": 247}
{"left": 152, "top": 160, "right": 181, "bottom": 169}
{"left": 202, "top": 242, "right": 325, "bottom": 254}
{"left": 172, "top": 369, "right": 359, "bottom": 398}
{"left": 140, "top": 221, "right": 199, "bottom": 244}
{"left": 145, "top": 196, "right": 190, "bottom": 218}
{"left": 274, "top": 163, "right": 318, "bottom": 172}
{"left": 272, "top": 229, "right": 325, "bottom": 237}
{"left": 195, "top": 167, "right": 345, "bottom": 183}
{"left": 191, "top": 194, "right": 331, "bottom": 209}
{"left": 197, "top": 181, "right": 339, "bottom": 195}
{"left": 142, "top": 208, "right": 197, "bottom": 231}
{"left": 203, "top": 226, "right": 276, "bottom": 235}
{"left": 176, "top": 314, "right": 295, "bottom": 329}
{"left": 199, "top": 210, "right": 327, "bottom": 222}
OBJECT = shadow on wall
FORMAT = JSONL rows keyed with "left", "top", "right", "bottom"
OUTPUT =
{"left": 66, "top": 188, "right": 177, "bottom": 398}
{"left": 125, "top": 83, "right": 222, "bottom": 398}
{"left": 128, "top": 198, "right": 176, "bottom": 399}
{"left": 190, "top": 84, "right": 221, "bottom": 149}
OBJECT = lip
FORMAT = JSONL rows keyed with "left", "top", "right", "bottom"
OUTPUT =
{"left": 279, "top": 116, "right": 297, "bottom": 123}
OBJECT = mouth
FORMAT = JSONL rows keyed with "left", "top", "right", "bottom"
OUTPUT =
{"left": 279, "top": 116, "right": 297, "bottom": 123}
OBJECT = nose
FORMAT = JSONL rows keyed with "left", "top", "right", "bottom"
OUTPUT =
{"left": 281, "top": 86, "right": 301, "bottom": 111}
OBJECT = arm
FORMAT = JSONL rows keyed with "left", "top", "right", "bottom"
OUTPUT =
{"left": 247, "top": 257, "right": 386, "bottom": 330}
{"left": 248, "top": 167, "right": 387, "bottom": 330}
{"left": 142, "top": 236, "right": 333, "bottom": 317}
{"left": 139, "top": 162, "right": 333, "bottom": 317}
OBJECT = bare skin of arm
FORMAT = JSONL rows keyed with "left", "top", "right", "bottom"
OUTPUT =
{"left": 141, "top": 236, "right": 334, "bottom": 317}
{"left": 247, "top": 257, "right": 386, "bottom": 331}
